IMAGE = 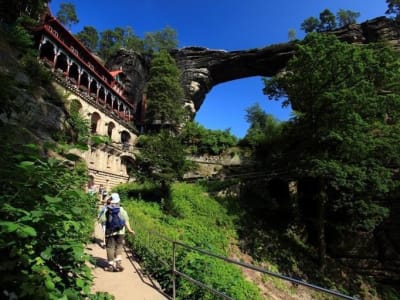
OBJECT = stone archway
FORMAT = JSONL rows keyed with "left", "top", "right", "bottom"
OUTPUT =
{"left": 90, "top": 112, "right": 101, "bottom": 134}
{"left": 107, "top": 122, "right": 115, "bottom": 138}
{"left": 106, "top": 16, "right": 399, "bottom": 118}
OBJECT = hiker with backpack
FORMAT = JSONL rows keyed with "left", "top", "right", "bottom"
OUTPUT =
{"left": 99, "top": 192, "right": 135, "bottom": 272}
{"left": 97, "top": 197, "right": 112, "bottom": 248}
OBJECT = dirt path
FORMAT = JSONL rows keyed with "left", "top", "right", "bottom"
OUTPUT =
{"left": 87, "top": 222, "right": 170, "bottom": 300}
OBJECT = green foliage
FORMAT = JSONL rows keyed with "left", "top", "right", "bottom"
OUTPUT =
{"left": 288, "top": 28, "right": 296, "bottom": 41}
{"left": 123, "top": 182, "right": 262, "bottom": 299}
{"left": 145, "top": 50, "right": 185, "bottom": 131}
{"left": 301, "top": 8, "right": 360, "bottom": 33}
{"left": 114, "top": 181, "right": 165, "bottom": 202}
{"left": 300, "top": 17, "right": 320, "bottom": 33}
{"left": 20, "top": 52, "right": 52, "bottom": 87}
{"left": 318, "top": 9, "right": 336, "bottom": 31}
{"left": 181, "top": 121, "right": 238, "bottom": 155}
{"left": 75, "top": 26, "right": 99, "bottom": 52}
{"left": 386, "top": 0, "right": 400, "bottom": 20}
{"left": 4, "top": 20, "right": 34, "bottom": 51}
{"left": 0, "top": 143, "right": 99, "bottom": 299}
{"left": 74, "top": 21, "right": 176, "bottom": 61}
{"left": 90, "top": 134, "right": 111, "bottom": 146}
{"left": 56, "top": 2, "right": 79, "bottom": 29}
{"left": 134, "top": 130, "right": 194, "bottom": 186}
{"left": 97, "top": 26, "right": 144, "bottom": 61}
{"left": 263, "top": 33, "right": 400, "bottom": 267}
{"left": 336, "top": 9, "right": 361, "bottom": 27}
{"left": 143, "top": 26, "right": 178, "bottom": 53}
{"left": 240, "top": 103, "right": 283, "bottom": 150}
{"left": 68, "top": 111, "right": 91, "bottom": 145}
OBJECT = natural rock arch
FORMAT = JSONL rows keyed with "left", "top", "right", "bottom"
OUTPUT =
{"left": 106, "top": 16, "right": 400, "bottom": 118}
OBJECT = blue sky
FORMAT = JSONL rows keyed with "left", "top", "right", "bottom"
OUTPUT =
{"left": 49, "top": 0, "right": 388, "bottom": 138}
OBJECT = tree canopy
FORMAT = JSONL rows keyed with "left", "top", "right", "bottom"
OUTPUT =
{"left": 145, "top": 50, "right": 185, "bottom": 132}
{"left": 133, "top": 130, "right": 194, "bottom": 187}
{"left": 386, "top": 0, "right": 400, "bottom": 20}
{"left": 263, "top": 33, "right": 400, "bottom": 268}
{"left": 180, "top": 121, "right": 238, "bottom": 155}
{"left": 56, "top": 2, "right": 79, "bottom": 30}
{"left": 301, "top": 8, "right": 360, "bottom": 33}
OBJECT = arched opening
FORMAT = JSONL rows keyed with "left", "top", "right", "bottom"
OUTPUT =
{"left": 80, "top": 71, "right": 89, "bottom": 93}
{"left": 121, "top": 155, "right": 135, "bottom": 178}
{"left": 69, "top": 63, "right": 79, "bottom": 85}
{"left": 120, "top": 130, "right": 131, "bottom": 144}
{"left": 39, "top": 40, "right": 55, "bottom": 67}
{"left": 89, "top": 79, "right": 97, "bottom": 99}
{"left": 90, "top": 112, "right": 101, "bottom": 134}
{"left": 98, "top": 87, "right": 106, "bottom": 105}
{"left": 54, "top": 51, "right": 68, "bottom": 74}
{"left": 107, "top": 122, "right": 115, "bottom": 138}
{"left": 120, "top": 130, "right": 131, "bottom": 151}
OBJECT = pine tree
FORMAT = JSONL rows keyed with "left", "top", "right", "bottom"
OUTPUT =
{"left": 145, "top": 50, "right": 185, "bottom": 132}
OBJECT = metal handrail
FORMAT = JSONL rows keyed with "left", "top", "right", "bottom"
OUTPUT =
{"left": 131, "top": 221, "right": 359, "bottom": 300}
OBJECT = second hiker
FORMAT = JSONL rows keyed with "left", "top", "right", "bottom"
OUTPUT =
{"left": 100, "top": 192, "right": 135, "bottom": 272}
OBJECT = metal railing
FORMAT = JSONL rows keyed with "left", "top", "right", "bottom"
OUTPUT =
{"left": 130, "top": 221, "right": 359, "bottom": 300}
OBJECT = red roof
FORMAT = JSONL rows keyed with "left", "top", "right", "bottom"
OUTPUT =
{"left": 110, "top": 69, "right": 124, "bottom": 77}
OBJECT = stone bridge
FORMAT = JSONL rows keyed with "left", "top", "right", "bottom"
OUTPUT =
{"left": 107, "top": 16, "right": 400, "bottom": 116}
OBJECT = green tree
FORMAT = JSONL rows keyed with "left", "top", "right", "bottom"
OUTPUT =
{"left": 98, "top": 29, "right": 121, "bottom": 60}
{"left": 336, "top": 9, "right": 360, "bottom": 27}
{"left": 288, "top": 28, "right": 297, "bottom": 41}
{"left": 134, "top": 130, "right": 194, "bottom": 190}
{"left": 145, "top": 50, "right": 185, "bottom": 132}
{"left": 56, "top": 2, "right": 79, "bottom": 30}
{"left": 75, "top": 26, "right": 99, "bottom": 52}
{"left": 318, "top": 9, "right": 336, "bottom": 31}
{"left": 386, "top": 0, "right": 400, "bottom": 20}
{"left": 97, "top": 26, "right": 143, "bottom": 60}
{"left": 124, "top": 26, "right": 144, "bottom": 52}
{"left": 241, "top": 103, "right": 283, "bottom": 150}
{"left": 263, "top": 33, "right": 400, "bottom": 269}
{"left": 143, "top": 26, "right": 178, "bottom": 53}
{"left": 300, "top": 16, "right": 320, "bottom": 33}
{"left": 301, "top": 8, "right": 359, "bottom": 33}
{"left": 181, "top": 122, "right": 238, "bottom": 155}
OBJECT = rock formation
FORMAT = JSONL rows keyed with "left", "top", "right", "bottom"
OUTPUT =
{"left": 107, "top": 16, "right": 400, "bottom": 117}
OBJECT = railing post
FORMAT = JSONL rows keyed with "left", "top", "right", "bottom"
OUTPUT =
{"left": 172, "top": 241, "right": 176, "bottom": 300}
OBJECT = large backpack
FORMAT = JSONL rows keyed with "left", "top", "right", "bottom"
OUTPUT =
{"left": 105, "top": 206, "right": 126, "bottom": 235}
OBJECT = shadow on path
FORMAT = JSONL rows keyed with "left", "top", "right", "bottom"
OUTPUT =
{"left": 87, "top": 222, "right": 170, "bottom": 300}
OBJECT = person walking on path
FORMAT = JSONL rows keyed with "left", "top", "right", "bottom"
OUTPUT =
{"left": 97, "top": 197, "right": 111, "bottom": 248}
{"left": 99, "top": 193, "right": 135, "bottom": 272}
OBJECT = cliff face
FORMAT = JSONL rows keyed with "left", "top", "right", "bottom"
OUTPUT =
{"left": 105, "top": 49, "right": 149, "bottom": 110}
{"left": 0, "top": 37, "right": 67, "bottom": 144}
{"left": 107, "top": 16, "right": 400, "bottom": 116}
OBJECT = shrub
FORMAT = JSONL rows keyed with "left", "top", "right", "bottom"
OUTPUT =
{"left": 0, "top": 143, "right": 100, "bottom": 299}
{"left": 123, "top": 182, "right": 262, "bottom": 299}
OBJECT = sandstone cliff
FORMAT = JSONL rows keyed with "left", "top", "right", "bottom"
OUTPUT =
{"left": 107, "top": 16, "right": 400, "bottom": 117}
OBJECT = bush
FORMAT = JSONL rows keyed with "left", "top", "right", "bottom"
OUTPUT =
{"left": 122, "top": 182, "right": 262, "bottom": 299}
{"left": 0, "top": 143, "right": 99, "bottom": 299}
